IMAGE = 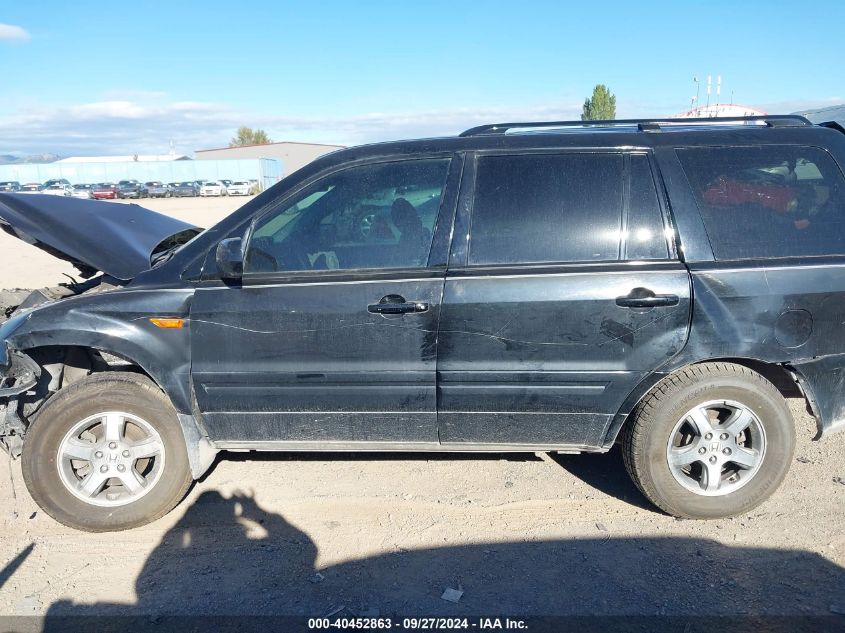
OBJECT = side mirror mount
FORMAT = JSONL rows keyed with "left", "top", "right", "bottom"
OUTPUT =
{"left": 216, "top": 237, "right": 243, "bottom": 279}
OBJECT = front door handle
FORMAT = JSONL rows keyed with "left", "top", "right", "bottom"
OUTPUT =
{"left": 616, "top": 288, "right": 680, "bottom": 309}
{"left": 368, "top": 294, "right": 429, "bottom": 315}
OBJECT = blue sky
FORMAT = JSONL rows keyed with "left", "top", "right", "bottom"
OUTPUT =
{"left": 0, "top": 0, "right": 842, "bottom": 156}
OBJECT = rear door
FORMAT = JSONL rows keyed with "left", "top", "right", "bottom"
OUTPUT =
{"left": 437, "top": 150, "right": 692, "bottom": 449}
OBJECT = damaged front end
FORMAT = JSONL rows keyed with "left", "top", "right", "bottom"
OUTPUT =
{"left": 0, "top": 277, "right": 120, "bottom": 456}
{"left": 0, "top": 348, "right": 40, "bottom": 456}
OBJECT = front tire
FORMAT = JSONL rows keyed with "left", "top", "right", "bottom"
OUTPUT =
{"left": 21, "top": 372, "right": 192, "bottom": 532}
{"left": 622, "top": 362, "right": 795, "bottom": 519}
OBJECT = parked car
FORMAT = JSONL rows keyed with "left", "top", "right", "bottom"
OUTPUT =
{"left": 70, "top": 184, "right": 94, "bottom": 200}
{"left": 43, "top": 178, "right": 71, "bottom": 188}
{"left": 171, "top": 181, "right": 200, "bottom": 197}
{"left": 42, "top": 183, "right": 72, "bottom": 197}
{"left": 0, "top": 181, "right": 21, "bottom": 192}
{"left": 18, "top": 183, "right": 44, "bottom": 194}
{"left": 226, "top": 180, "right": 253, "bottom": 196}
{"left": 91, "top": 183, "right": 120, "bottom": 200}
{"left": 145, "top": 182, "right": 172, "bottom": 198}
{"left": 200, "top": 180, "right": 227, "bottom": 196}
{"left": 117, "top": 180, "right": 147, "bottom": 199}
{"left": 3, "top": 115, "right": 845, "bottom": 532}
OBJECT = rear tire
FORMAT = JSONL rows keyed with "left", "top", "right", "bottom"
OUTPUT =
{"left": 21, "top": 372, "right": 192, "bottom": 532}
{"left": 622, "top": 362, "right": 795, "bottom": 519}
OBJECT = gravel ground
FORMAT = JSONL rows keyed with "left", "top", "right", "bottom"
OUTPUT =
{"left": 0, "top": 196, "right": 843, "bottom": 621}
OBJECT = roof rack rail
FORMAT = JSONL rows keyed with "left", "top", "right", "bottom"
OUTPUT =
{"left": 458, "top": 115, "right": 813, "bottom": 137}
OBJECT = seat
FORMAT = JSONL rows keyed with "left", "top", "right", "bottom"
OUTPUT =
{"left": 390, "top": 198, "right": 431, "bottom": 264}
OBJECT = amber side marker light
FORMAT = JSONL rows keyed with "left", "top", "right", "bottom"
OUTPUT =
{"left": 149, "top": 318, "right": 185, "bottom": 329}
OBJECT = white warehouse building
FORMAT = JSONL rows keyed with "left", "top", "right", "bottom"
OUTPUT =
{"left": 194, "top": 141, "right": 345, "bottom": 176}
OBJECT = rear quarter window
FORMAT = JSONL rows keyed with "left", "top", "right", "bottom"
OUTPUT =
{"left": 677, "top": 145, "right": 845, "bottom": 259}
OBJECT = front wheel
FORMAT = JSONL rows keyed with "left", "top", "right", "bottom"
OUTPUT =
{"left": 622, "top": 362, "right": 795, "bottom": 519}
{"left": 21, "top": 372, "right": 193, "bottom": 531}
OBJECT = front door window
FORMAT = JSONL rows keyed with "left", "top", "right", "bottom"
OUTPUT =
{"left": 245, "top": 159, "right": 451, "bottom": 273}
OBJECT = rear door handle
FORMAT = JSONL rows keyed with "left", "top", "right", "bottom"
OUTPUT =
{"left": 368, "top": 294, "right": 429, "bottom": 314}
{"left": 616, "top": 288, "right": 680, "bottom": 309}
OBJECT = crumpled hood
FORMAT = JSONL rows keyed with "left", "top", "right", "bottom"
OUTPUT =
{"left": 0, "top": 193, "right": 201, "bottom": 280}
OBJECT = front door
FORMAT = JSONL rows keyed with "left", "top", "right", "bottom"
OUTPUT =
{"left": 438, "top": 151, "right": 692, "bottom": 448}
{"left": 190, "top": 156, "right": 458, "bottom": 446}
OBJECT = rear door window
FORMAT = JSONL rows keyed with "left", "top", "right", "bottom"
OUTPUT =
{"left": 468, "top": 153, "right": 624, "bottom": 265}
{"left": 677, "top": 145, "right": 845, "bottom": 259}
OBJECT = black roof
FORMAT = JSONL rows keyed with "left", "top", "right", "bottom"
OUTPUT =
{"left": 157, "top": 115, "right": 845, "bottom": 282}
{"left": 304, "top": 117, "right": 844, "bottom": 173}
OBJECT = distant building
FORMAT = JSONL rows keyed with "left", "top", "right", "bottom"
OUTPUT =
{"left": 673, "top": 104, "right": 767, "bottom": 118}
{"left": 194, "top": 141, "right": 345, "bottom": 175}
{"left": 57, "top": 154, "right": 190, "bottom": 163}
{"left": 794, "top": 104, "right": 845, "bottom": 124}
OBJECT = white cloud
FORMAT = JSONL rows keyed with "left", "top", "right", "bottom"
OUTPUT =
{"left": 2, "top": 93, "right": 841, "bottom": 158}
{"left": 0, "top": 96, "right": 586, "bottom": 157}
{"left": 0, "top": 23, "right": 30, "bottom": 42}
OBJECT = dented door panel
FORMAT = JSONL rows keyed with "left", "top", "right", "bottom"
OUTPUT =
{"left": 438, "top": 263, "right": 692, "bottom": 447}
{"left": 662, "top": 260, "right": 845, "bottom": 437}
{"left": 190, "top": 276, "right": 444, "bottom": 443}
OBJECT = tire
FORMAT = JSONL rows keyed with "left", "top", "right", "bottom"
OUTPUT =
{"left": 21, "top": 372, "right": 193, "bottom": 532}
{"left": 622, "top": 362, "right": 795, "bottom": 519}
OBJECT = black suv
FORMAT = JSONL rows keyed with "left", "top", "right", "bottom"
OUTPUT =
{"left": 1, "top": 115, "right": 844, "bottom": 531}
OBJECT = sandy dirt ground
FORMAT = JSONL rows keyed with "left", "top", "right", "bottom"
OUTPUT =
{"left": 0, "top": 196, "right": 843, "bottom": 623}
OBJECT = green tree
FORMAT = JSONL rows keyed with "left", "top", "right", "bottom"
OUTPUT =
{"left": 229, "top": 126, "right": 272, "bottom": 147}
{"left": 581, "top": 85, "right": 617, "bottom": 121}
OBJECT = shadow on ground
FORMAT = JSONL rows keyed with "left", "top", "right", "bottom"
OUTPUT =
{"left": 1, "top": 490, "right": 840, "bottom": 631}
{"left": 549, "top": 446, "right": 654, "bottom": 511}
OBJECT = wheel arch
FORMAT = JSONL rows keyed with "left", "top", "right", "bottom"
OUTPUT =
{"left": 15, "top": 340, "right": 192, "bottom": 414}
{"left": 603, "top": 357, "right": 818, "bottom": 448}
{"left": 9, "top": 342, "right": 216, "bottom": 479}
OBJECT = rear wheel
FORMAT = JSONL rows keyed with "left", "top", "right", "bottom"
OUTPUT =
{"left": 21, "top": 372, "right": 192, "bottom": 531}
{"left": 622, "top": 362, "right": 795, "bottom": 519}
